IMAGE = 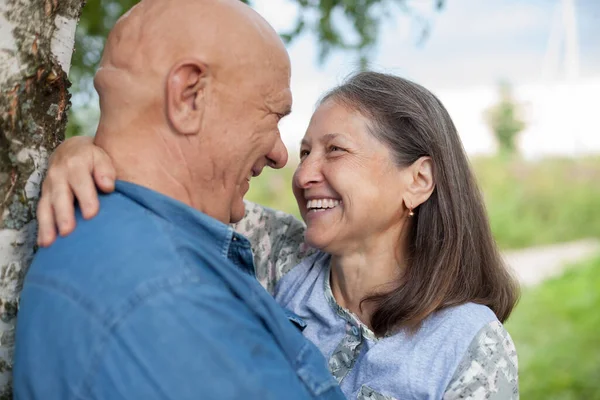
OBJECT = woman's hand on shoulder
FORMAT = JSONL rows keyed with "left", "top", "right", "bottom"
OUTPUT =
{"left": 37, "top": 136, "right": 116, "bottom": 247}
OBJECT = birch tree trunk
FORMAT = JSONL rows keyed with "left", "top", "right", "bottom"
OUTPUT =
{"left": 0, "top": 0, "right": 84, "bottom": 396}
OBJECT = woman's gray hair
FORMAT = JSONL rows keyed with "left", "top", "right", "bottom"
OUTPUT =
{"left": 320, "top": 72, "right": 519, "bottom": 336}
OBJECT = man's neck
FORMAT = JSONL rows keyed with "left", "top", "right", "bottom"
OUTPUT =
{"left": 94, "top": 127, "right": 230, "bottom": 223}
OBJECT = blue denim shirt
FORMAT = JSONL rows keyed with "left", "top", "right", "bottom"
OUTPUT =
{"left": 14, "top": 181, "right": 343, "bottom": 400}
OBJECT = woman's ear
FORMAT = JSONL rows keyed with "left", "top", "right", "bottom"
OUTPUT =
{"left": 405, "top": 156, "right": 435, "bottom": 208}
{"left": 166, "top": 59, "right": 208, "bottom": 135}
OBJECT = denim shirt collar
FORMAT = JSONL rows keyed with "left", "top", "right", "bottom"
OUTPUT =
{"left": 114, "top": 180, "right": 255, "bottom": 276}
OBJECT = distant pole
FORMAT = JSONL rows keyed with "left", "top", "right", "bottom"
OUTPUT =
{"left": 563, "top": 0, "right": 580, "bottom": 81}
{"left": 541, "top": 0, "right": 580, "bottom": 82}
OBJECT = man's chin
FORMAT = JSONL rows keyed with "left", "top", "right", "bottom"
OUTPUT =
{"left": 230, "top": 200, "right": 246, "bottom": 224}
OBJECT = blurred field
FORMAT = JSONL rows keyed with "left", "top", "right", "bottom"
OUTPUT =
{"left": 506, "top": 254, "right": 600, "bottom": 399}
{"left": 246, "top": 166, "right": 301, "bottom": 219}
{"left": 473, "top": 156, "right": 600, "bottom": 249}
{"left": 247, "top": 156, "right": 600, "bottom": 250}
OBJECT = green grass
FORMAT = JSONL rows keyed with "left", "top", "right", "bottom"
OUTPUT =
{"left": 247, "top": 156, "right": 600, "bottom": 250}
{"left": 473, "top": 156, "right": 600, "bottom": 249}
{"left": 505, "top": 255, "right": 600, "bottom": 399}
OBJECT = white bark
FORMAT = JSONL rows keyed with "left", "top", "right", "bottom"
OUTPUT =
{"left": 0, "top": 3, "right": 20, "bottom": 86}
{"left": 51, "top": 14, "right": 77, "bottom": 75}
{"left": 0, "top": 0, "right": 82, "bottom": 396}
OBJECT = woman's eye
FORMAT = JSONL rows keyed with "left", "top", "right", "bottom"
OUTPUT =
{"left": 328, "top": 146, "right": 344, "bottom": 153}
{"left": 299, "top": 150, "right": 310, "bottom": 159}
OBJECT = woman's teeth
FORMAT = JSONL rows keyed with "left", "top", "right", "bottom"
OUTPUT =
{"left": 306, "top": 199, "right": 341, "bottom": 210}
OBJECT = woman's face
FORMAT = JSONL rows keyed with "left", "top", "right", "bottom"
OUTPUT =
{"left": 293, "top": 100, "right": 411, "bottom": 254}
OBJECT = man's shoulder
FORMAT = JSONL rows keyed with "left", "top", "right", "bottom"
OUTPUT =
{"left": 93, "top": 189, "right": 166, "bottom": 232}
{"left": 27, "top": 191, "right": 188, "bottom": 301}
{"left": 39, "top": 191, "right": 172, "bottom": 260}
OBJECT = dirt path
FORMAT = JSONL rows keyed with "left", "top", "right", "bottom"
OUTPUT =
{"left": 502, "top": 239, "right": 600, "bottom": 287}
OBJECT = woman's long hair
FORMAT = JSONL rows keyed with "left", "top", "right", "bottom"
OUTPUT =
{"left": 321, "top": 71, "right": 520, "bottom": 337}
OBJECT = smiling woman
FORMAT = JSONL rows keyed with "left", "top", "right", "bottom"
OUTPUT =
{"left": 307, "top": 71, "right": 520, "bottom": 333}
{"left": 271, "top": 72, "right": 520, "bottom": 399}
{"left": 32, "top": 71, "right": 520, "bottom": 400}
{"left": 294, "top": 101, "right": 419, "bottom": 259}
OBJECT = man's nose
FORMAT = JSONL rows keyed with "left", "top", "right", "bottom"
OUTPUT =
{"left": 266, "top": 137, "right": 288, "bottom": 169}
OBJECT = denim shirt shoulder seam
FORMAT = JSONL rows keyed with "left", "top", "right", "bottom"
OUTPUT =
{"left": 23, "top": 276, "right": 107, "bottom": 325}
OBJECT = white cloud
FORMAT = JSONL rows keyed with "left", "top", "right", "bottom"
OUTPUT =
{"left": 252, "top": 0, "right": 299, "bottom": 32}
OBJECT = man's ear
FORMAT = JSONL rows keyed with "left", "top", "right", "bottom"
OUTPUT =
{"left": 404, "top": 157, "right": 435, "bottom": 209}
{"left": 166, "top": 59, "right": 208, "bottom": 135}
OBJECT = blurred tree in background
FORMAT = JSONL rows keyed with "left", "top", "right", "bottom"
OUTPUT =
{"left": 67, "top": 0, "right": 445, "bottom": 137}
{"left": 485, "top": 81, "right": 527, "bottom": 157}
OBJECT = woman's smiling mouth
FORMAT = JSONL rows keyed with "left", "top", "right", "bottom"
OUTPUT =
{"left": 306, "top": 198, "right": 342, "bottom": 213}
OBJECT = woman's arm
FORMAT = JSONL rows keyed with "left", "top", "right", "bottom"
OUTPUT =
{"left": 233, "top": 202, "right": 312, "bottom": 294}
{"left": 443, "top": 320, "right": 519, "bottom": 400}
{"left": 37, "top": 137, "right": 312, "bottom": 293}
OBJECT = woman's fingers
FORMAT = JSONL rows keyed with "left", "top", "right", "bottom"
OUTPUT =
{"left": 36, "top": 195, "right": 56, "bottom": 247}
{"left": 50, "top": 180, "right": 76, "bottom": 237}
{"left": 69, "top": 165, "right": 100, "bottom": 220}
{"left": 91, "top": 146, "right": 116, "bottom": 193}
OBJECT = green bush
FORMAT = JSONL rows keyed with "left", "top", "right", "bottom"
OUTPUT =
{"left": 473, "top": 156, "right": 600, "bottom": 249}
{"left": 506, "top": 255, "right": 600, "bottom": 399}
{"left": 247, "top": 156, "right": 600, "bottom": 250}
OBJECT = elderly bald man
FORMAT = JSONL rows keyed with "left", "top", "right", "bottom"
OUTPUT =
{"left": 13, "top": 0, "right": 343, "bottom": 399}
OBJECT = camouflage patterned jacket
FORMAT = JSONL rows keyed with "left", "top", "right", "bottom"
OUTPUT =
{"left": 233, "top": 202, "right": 518, "bottom": 400}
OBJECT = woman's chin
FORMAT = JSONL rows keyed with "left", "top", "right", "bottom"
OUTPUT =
{"left": 305, "top": 229, "right": 332, "bottom": 252}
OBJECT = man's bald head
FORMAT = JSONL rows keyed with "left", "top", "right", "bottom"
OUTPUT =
{"left": 94, "top": 0, "right": 292, "bottom": 224}
{"left": 95, "top": 0, "right": 289, "bottom": 121}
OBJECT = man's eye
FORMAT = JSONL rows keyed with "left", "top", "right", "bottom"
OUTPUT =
{"left": 328, "top": 146, "right": 344, "bottom": 153}
{"left": 299, "top": 150, "right": 310, "bottom": 159}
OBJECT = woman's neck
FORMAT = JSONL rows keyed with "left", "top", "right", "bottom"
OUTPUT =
{"left": 329, "top": 233, "right": 407, "bottom": 328}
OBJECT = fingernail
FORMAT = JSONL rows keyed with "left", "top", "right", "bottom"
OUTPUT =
{"left": 59, "top": 221, "right": 69, "bottom": 234}
{"left": 84, "top": 204, "right": 96, "bottom": 218}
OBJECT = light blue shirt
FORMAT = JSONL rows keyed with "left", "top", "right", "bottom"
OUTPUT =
{"left": 275, "top": 251, "right": 506, "bottom": 400}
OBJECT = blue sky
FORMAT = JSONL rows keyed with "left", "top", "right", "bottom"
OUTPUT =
{"left": 252, "top": 0, "right": 600, "bottom": 156}
{"left": 72, "top": 0, "right": 600, "bottom": 157}
{"left": 257, "top": 0, "right": 599, "bottom": 88}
